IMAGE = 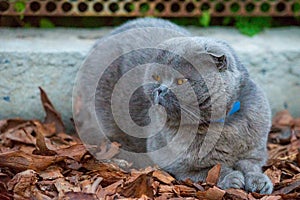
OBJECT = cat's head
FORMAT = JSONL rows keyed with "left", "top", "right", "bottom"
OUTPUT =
{"left": 142, "top": 37, "right": 245, "bottom": 125}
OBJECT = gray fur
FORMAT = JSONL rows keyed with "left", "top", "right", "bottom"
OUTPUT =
{"left": 94, "top": 18, "right": 273, "bottom": 194}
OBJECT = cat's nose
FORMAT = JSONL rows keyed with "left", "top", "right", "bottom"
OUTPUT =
{"left": 154, "top": 85, "right": 168, "bottom": 96}
{"left": 153, "top": 85, "right": 168, "bottom": 105}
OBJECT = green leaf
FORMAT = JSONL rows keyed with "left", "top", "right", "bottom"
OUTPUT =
{"left": 222, "top": 17, "right": 232, "bottom": 26}
{"left": 129, "top": 4, "right": 135, "bottom": 12}
{"left": 292, "top": 3, "right": 300, "bottom": 13}
{"left": 140, "top": 3, "right": 150, "bottom": 14}
{"left": 14, "top": 1, "right": 26, "bottom": 13}
{"left": 39, "top": 18, "right": 55, "bottom": 28}
{"left": 24, "top": 22, "right": 32, "bottom": 28}
{"left": 199, "top": 11, "right": 211, "bottom": 27}
{"left": 235, "top": 17, "right": 271, "bottom": 37}
{"left": 14, "top": 0, "right": 26, "bottom": 19}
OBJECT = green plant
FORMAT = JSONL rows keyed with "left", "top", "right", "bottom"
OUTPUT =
{"left": 222, "top": 17, "right": 233, "bottom": 25}
{"left": 39, "top": 18, "right": 55, "bottom": 28}
{"left": 292, "top": 2, "right": 300, "bottom": 13}
{"left": 140, "top": 3, "right": 150, "bottom": 14}
{"left": 235, "top": 17, "right": 271, "bottom": 37}
{"left": 198, "top": 11, "right": 211, "bottom": 27}
{"left": 13, "top": 0, "right": 26, "bottom": 19}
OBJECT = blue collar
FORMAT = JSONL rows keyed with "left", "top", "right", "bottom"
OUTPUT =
{"left": 214, "top": 101, "right": 240, "bottom": 123}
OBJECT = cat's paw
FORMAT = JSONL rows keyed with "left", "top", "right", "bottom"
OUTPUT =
{"left": 244, "top": 172, "right": 273, "bottom": 194}
{"left": 218, "top": 171, "right": 245, "bottom": 190}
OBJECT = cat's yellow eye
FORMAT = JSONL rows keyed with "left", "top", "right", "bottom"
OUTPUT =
{"left": 152, "top": 75, "right": 161, "bottom": 82}
{"left": 177, "top": 78, "right": 188, "bottom": 85}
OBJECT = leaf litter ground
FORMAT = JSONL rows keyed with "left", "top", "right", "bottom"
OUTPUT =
{"left": 0, "top": 88, "right": 300, "bottom": 200}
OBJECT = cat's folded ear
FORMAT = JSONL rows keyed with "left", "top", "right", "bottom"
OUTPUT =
{"left": 209, "top": 53, "right": 228, "bottom": 72}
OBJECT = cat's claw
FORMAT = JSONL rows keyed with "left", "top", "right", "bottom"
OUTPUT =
{"left": 244, "top": 172, "right": 273, "bottom": 194}
{"left": 218, "top": 171, "right": 245, "bottom": 190}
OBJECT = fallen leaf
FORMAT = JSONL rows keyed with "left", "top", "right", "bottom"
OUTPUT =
{"left": 153, "top": 170, "right": 175, "bottom": 185}
{"left": 0, "top": 119, "right": 30, "bottom": 134}
{"left": 55, "top": 144, "right": 87, "bottom": 162}
{"left": 280, "top": 192, "right": 300, "bottom": 199}
{"left": 196, "top": 186, "right": 225, "bottom": 200}
{"left": 2, "top": 122, "right": 36, "bottom": 145}
{"left": 173, "top": 184, "right": 197, "bottom": 197}
{"left": 54, "top": 177, "right": 81, "bottom": 199}
{"left": 96, "top": 179, "right": 123, "bottom": 199}
{"left": 7, "top": 170, "right": 38, "bottom": 198}
{"left": 205, "top": 163, "right": 221, "bottom": 185}
{"left": 264, "top": 166, "right": 282, "bottom": 185}
{"left": 273, "top": 179, "right": 300, "bottom": 195}
{"left": 95, "top": 141, "right": 120, "bottom": 160}
{"left": 224, "top": 188, "right": 248, "bottom": 200}
{"left": 272, "top": 110, "right": 294, "bottom": 127}
{"left": 39, "top": 87, "right": 65, "bottom": 134}
{"left": 0, "top": 150, "right": 66, "bottom": 171}
{"left": 62, "top": 192, "right": 98, "bottom": 200}
{"left": 82, "top": 158, "right": 127, "bottom": 186}
{"left": 39, "top": 166, "right": 64, "bottom": 180}
{"left": 293, "top": 118, "right": 300, "bottom": 129}
{"left": 261, "top": 196, "right": 282, "bottom": 200}
{"left": 32, "top": 121, "right": 57, "bottom": 156}
{"left": 118, "top": 173, "right": 154, "bottom": 198}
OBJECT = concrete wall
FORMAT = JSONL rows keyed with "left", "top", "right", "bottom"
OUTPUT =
{"left": 0, "top": 27, "right": 299, "bottom": 129}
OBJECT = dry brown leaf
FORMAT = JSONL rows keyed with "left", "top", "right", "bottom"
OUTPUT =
{"left": 0, "top": 119, "right": 30, "bottom": 134}
{"left": 63, "top": 192, "right": 98, "bottom": 200}
{"left": 273, "top": 179, "right": 300, "bottom": 195}
{"left": 224, "top": 188, "right": 248, "bottom": 200}
{"left": 272, "top": 110, "right": 294, "bottom": 127}
{"left": 0, "top": 150, "right": 66, "bottom": 171}
{"left": 205, "top": 163, "right": 221, "bottom": 185}
{"left": 280, "top": 192, "right": 300, "bottom": 199}
{"left": 2, "top": 88, "right": 300, "bottom": 199}
{"left": 39, "top": 166, "right": 64, "bottom": 180}
{"left": 196, "top": 186, "right": 225, "bottom": 200}
{"left": 36, "top": 179, "right": 59, "bottom": 197}
{"left": 173, "top": 184, "right": 197, "bottom": 197}
{"left": 152, "top": 180, "right": 160, "bottom": 196}
{"left": 7, "top": 170, "right": 38, "bottom": 198}
{"left": 153, "top": 170, "right": 175, "bottom": 185}
{"left": 131, "top": 166, "right": 156, "bottom": 176}
{"left": 96, "top": 179, "right": 123, "bottom": 199}
{"left": 158, "top": 184, "right": 173, "bottom": 193}
{"left": 39, "top": 87, "right": 65, "bottom": 134}
{"left": 32, "top": 120, "right": 57, "bottom": 156}
{"left": 265, "top": 166, "right": 282, "bottom": 185}
{"left": 41, "top": 122, "right": 56, "bottom": 137}
{"left": 0, "top": 172, "right": 13, "bottom": 200}
{"left": 55, "top": 144, "right": 87, "bottom": 162}
{"left": 82, "top": 159, "right": 128, "bottom": 186}
{"left": 2, "top": 123, "right": 36, "bottom": 145}
{"left": 31, "top": 189, "right": 54, "bottom": 200}
{"left": 54, "top": 177, "right": 81, "bottom": 199}
{"left": 81, "top": 179, "right": 93, "bottom": 193}
{"left": 118, "top": 173, "right": 154, "bottom": 198}
{"left": 95, "top": 141, "right": 120, "bottom": 160}
{"left": 0, "top": 193, "right": 13, "bottom": 200}
{"left": 293, "top": 118, "right": 300, "bottom": 129}
{"left": 260, "top": 196, "right": 282, "bottom": 200}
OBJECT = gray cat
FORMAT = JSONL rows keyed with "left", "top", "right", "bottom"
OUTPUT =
{"left": 93, "top": 18, "right": 273, "bottom": 194}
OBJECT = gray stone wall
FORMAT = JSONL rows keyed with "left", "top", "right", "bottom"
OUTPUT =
{"left": 0, "top": 27, "right": 299, "bottom": 129}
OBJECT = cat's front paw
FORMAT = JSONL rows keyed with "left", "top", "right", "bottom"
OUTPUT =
{"left": 244, "top": 172, "right": 273, "bottom": 194}
{"left": 218, "top": 171, "right": 245, "bottom": 190}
